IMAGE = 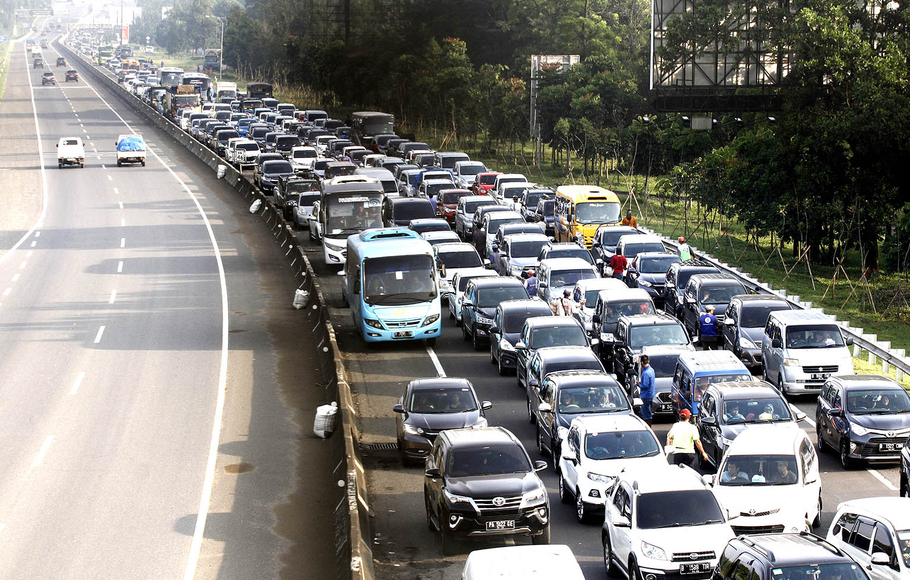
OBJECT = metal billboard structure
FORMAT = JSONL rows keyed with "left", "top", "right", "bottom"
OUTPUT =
{"left": 650, "top": 0, "right": 791, "bottom": 112}
{"left": 530, "top": 54, "right": 580, "bottom": 167}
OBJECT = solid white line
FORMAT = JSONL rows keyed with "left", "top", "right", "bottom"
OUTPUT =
{"left": 18, "top": 261, "right": 26, "bottom": 269}
{"left": 93, "top": 325, "right": 105, "bottom": 344}
{"left": 869, "top": 469, "right": 898, "bottom": 491}
{"left": 117, "top": 260, "right": 123, "bottom": 273}
{"left": 120, "top": 238, "right": 125, "bottom": 248}
{"left": 31, "top": 436, "right": 54, "bottom": 467}
{"left": 109, "top": 289, "right": 116, "bottom": 304}
{"left": 30, "top": 241, "right": 36, "bottom": 248}
{"left": 69, "top": 371, "right": 85, "bottom": 395}
{"left": 426, "top": 346, "right": 446, "bottom": 377}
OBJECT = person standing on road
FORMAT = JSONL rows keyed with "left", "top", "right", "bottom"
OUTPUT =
{"left": 637, "top": 354, "right": 655, "bottom": 426}
{"left": 666, "top": 409, "right": 709, "bottom": 468}
{"left": 699, "top": 305, "right": 718, "bottom": 350}
{"left": 524, "top": 269, "right": 538, "bottom": 298}
{"left": 678, "top": 237, "right": 692, "bottom": 261}
{"left": 621, "top": 210, "right": 638, "bottom": 228}
{"left": 609, "top": 251, "right": 627, "bottom": 280}
{"left": 552, "top": 288, "right": 573, "bottom": 316}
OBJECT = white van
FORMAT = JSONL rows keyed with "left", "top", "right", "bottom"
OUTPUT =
{"left": 706, "top": 426, "right": 821, "bottom": 533}
{"left": 761, "top": 310, "right": 855, "bottom": 395}
{"left": 462, "top": 544, "right": 584, "bottom": 580}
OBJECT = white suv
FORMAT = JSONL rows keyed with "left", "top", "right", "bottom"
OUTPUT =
{"left": 557, "top": 414, "right": 666, "bottom": 523}
{"left": 601, "top": 464, "right": 734, "bottom": 580}
{"left": 826, "top": 497, "right": 910, "bottom": 580}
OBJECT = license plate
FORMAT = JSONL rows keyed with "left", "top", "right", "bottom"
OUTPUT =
{"left": 810, "top": 373, "right": 830, "bottom": 380}
{"left": 879, "top": 443, "right": 901, "bottom": 452}
{"left": 680, "top": 563, "right": 712, "bottom": 575}
{"left": 485, "top": 520, "right": 515, "bottom": 531}
{"left": 393, "top": 331, "right": 412, "bottom": 338}
{"left": 660, "top": 403, "right": 673, "bottom": 412}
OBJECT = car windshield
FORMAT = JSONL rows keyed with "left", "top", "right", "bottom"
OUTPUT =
{"left": 699, "top": 284, "right": 747, "bottom": 304}
{"left": 559, "top": 385, "right": 629, "bottom": 415}
{"left": 263, "top": 161, "right": 293, "bottom": 174}
{"left": 629, "top": 324, "right": 688, "bottom": 349}
{"left": 237, "top": 142, "right": 259, "bottom": 151}
{"left": 647, "top": 354, "right": 679, "bottom": 377}
{"left": 584, "top": 289, "right": 605, "bottom": 306}
{"left": 457, "top": 275, "right": 488, "bottom": 293}
{"left": 773, "top": 563, "right": 867, "bottom": 580}
{"left": 575, "top": 201, "right": 621, "bottom": 224}
{"left": 547, "top": 247, "right": 594, "bottom": 264}
{"left": 447, "top": 444, "right": 531, "bottom": 477}
{"left": 585, "top": 429, "right": 659, "bottom": 459}
{"left": 425, "top": 183, "right": 448, "bottom": 197}
{"left": 438, "top": 250, "right": 482, "bottom": 269}
{"left": 719, "top": 454, "right": 799, "bottom": 486}
{"left": 394, "top": 201, "right": 435, "bottom": 221}
{"left": 784, "top": 324, "right": 846, "bottom": 349}
{"left": 530, "top": 326, "right": 587, "bottom": 348}
{"left": 545, "top": 359, "right": 602, "bottom": 376}
{"left": 601, "top": 300, "right": 654, "bottom": 324}
{"left": 722, "top": 397, "right": 790, "bottom": 424}
{"left": 548, "top": 268, "right": 597, "bottom": 288}
{"left": 511, "top": 240, "right": 548, "bottom": 258}
{"left": 845, "top": 389, "right": 910, "bottom": 414}
{"left": 478, "top": 286, "right": 530, "bottom": 308}
{"left": 408, "top": 387, "right": 477, "bottom": 414}
{"left": 623, "top": 242, "right": 666, "bottom": 258}
{"left": 363, "top": 254, "right": 437, "bottom": 306}
{"left": 292, "top": 149, "right": 317, "bottom": 158}
{"left": 740, "top": 304, "right": 790, "bottom": 327}
{"left": 287, "top": 181, "right": 319, "bottom": 194}
{"left": 464, "top": 199, "right": 496, "bottom": 213}
{"left": 502, "top": 309, "right": 548, "bottom": 333}
{"left": 441, "top": 191, "right": 470, "bottom": 205}
{"left": 487, "top": 216, "right": 522, "bottom": 235}
{"left": 638, "top": 255, "right": 680, "bottom": 274}
{"left": 636, "top": 490, "right": 725, "bottom": 529}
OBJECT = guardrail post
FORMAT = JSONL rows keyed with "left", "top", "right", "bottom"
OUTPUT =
{"left": 895, "top": 350, "right": 906, "bottom": 381}
{"left": 879, "top": 342, "right": 891, "bottom": 373}
{"left": 866, "top": 334, "right": 878, "bottom": 364}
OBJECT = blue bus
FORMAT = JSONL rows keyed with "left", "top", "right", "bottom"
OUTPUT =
{"left": 342, "top": 228, "right": 441, "bottom": 345}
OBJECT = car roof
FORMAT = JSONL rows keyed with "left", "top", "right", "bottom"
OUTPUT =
{"left": 499, "top": 299, "right": 553, "bottom": 314}
{"left": 768, "top": 309, "right": 835, "bottom": 323}
{"left": 620, "top": 313, "right": 680, "bottom": 326}
{"left": 536, "top": 346, "right": 600, "bottom": 363}
{"left": 421, "top": 231, "right": 460, "bottom": 241}
{"left": 539, "top": 258, "right": 594, "bottom": 270}
{"left": 484, "top": 210, "right": 523, "bottom": 221}
{"left": 503, "top": 233, "right": 549, "bottom": 243}
{"left": 463, "top": 544, "right": 583, "bottom": 576}
{"left": 708, "top": 380, "right": 782, "bottom": 398}
{"left": 634, "top": 251, "right": 678, "bottom": 260}
{"left": 689, "top": 273, "right": 744, "bottom": 285}
{"left": 434, "top": 242, "right": 476, "bottom": 253}
{"left": 597, "top": 288, "right": 652, "bottom": 302}
{"left": 470, "top": 276, "right": 525, "bottom": 289}
{"left": 409, "top": 377, "right": 473, "bottom": 391}
{"left": 574, "top": 278, "right": 626, "bottom": 292}
{"left": 834, "top": 374, "right": 904, "bottom": 390}
{"left": 724, "top": 425, "right": 805, "bottom": 456}
{"left": 410, "top": 218, "right": 448, "bottom": 225}
{"left": 525, "top": 316, "right": 582, "bottom": 329}
{"left": 835, "top": 497, "right": 910, "bottom": 530}
{"left": 676, "top": 350, "right": 749, "bottom": 372}
{"left": 618, "top": 234, "right": 663, "bottom": 244}
{"left": 618, "top": 463, "right": 707, "bottom": 494}
{"left": 736, "top": 533, "right": 849, "bottom": 565}
{"left": 547, "top": 370, "right": 619, "bottom": 387}
{"left": 441, "top": 426, "right": 517, "bottom": 446}
{"left": 732, "top": 294, "right": 790, "bottom": 305}
{"left": 570, "top": 413, "right": 649, "bottom": 434}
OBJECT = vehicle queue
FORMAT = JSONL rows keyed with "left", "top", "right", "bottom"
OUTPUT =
{"left": 63, "top": 31, "right": 910, "bottom": 579}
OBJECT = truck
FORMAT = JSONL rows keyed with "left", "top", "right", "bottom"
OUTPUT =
{"left": 202, "top": 49, "right": 221, "bottom": 73}
{"left": 57, "top": 137, "right": 85, "bottom": 168}
{"left": 115, "top": 134, "right": 147, "bottom": 167}
{"left": 165, "top": 85, "right": 201, "bottom": 120}
{"left": 215, "top": 81, "right": 237, "bottom": 103}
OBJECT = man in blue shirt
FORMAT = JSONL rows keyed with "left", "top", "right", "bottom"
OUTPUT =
{"left": 699, "top": 304, "right": 718, "bottom": 350}
{"left": 524, "top": 269, "right": 538, "bottom": 298}
{"left": 638, "top": 354, "right": 655, "bottom": 426}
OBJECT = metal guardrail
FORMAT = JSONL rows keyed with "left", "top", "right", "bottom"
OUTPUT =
{"left": 641, "top": 227, "right": 910, "bottom": 381}
{"left": 57, "top": 39, "right": 376, "bottom": 580}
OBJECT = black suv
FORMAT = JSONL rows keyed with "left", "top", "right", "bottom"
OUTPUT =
{"left": 424, "top": 427, "right": 550, "bottom": 554}
{"left": 489, "top": 299, "right": 552, "bottom": 376}
{"left": 720, "top": 294, "right": 792, "bottom": 369}
{"left": 713, "top": 533, "right": 871, "bottom": 580}
{"left": 591, "top": 225, "right": 640, "bottom": 272}
{"left": 662, "top": 259, "right": 718, "bottom": 319}
{"left": 461, "top": 277, "right": 530, "bottom": 351}
{"left": 680, "top": 273, "right": 749, "bottom": 340}
{"left": 611, "top": 313, "right": 692, "bottom": 390}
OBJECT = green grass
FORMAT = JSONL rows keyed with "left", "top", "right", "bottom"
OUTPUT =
{"left": 0, "top": 42, "right": 12, "bottom": 104}
{"left": 852, "top": 355, "right": 910, "bottom": 390}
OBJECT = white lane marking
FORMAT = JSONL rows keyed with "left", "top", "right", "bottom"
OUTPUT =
{"left": 118, "top": 201, "right": 123, "bottom": 209}
{"left": 77, "top": 69, "right": 231, "bottom": 580}
{"left": 30, "top": 241, "right": 36, "bottom": 248}
{"left": 11, "top": 274, "right": 19, "bottom": 282}
{"left": 92, "top": 147, "right": 97, "bottom": 152}
{"left": 26, "top": 251, "right": 32, "bottom": 258}
{"left": 117, "top": 261, "right": 123, "bottom": 273}
{"left": 31, "top": 436, "right": 54, "bottom": 467}
{"left": 426, "top": 346, "right": 446, "bottom": 377}
{"left": 803, "top": 416, "right": 816, "bottom": 428}
{"left": 2, "top": 288, "right": 10, "bottom": 296}
{"left": 101, "top": 164, "right": 106, "bottom": 169}
{"left": 82, "top": 128, "right": 86, "bottom": 133}
{"left": 86, "top": 135, "right": 90, "bottom": 139}
{"left": 79, "top": 123, "right": 83, "bottom": 127}
{"left": 869, "top": 469, "right": 898, "bottom": 491}
{"left": 107, "top": 175, "right": 112, "bottom": 181}
{"left": 89, "top": 142, "right": 94, "bottom": 148}
{"left": 69, "top": 372, "right": 85, "bottom": 395}
{"left": 0, "top": 44, "right": 50, "bottom": 268}
{"left": 34, "top": 231, "right": 40, "bottom": 238}
{"left": 120, "top": 218, "right": 125, "bottom": 227}
{"left": 18, "top": 261, "right": 26, "bottom": 269}
{"left": 113, "top": 187, "right": 119, "bottom": 194}
{"left": 120, "top": 238, "right": 125, "bottom": 248}
{"left": 109, "top": 289, "right": 116, "bottom": 304}
{"left": 93, "top": 325, "right": 105, "bottom": 344}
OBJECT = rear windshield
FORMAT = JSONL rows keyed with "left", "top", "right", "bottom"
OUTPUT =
{"left": 438, "top": 250, "right": 481, "bottom": 269}
{"left": 636, "top": 490, "right": 724, "bottom": 528}
{"left": 529, "top": 326, "right": 587, "bottom": 348}
{"left": 237, "top": 142, "right": 259, "bottom": 151}
{"left": 538, "top": 200, "right": 554, "bottom": 215}
{"left": 394, "top": 201, "right": 434, "bottom": 221}
{"left": 511, "top": 240, "right": 548, "bottom": 258}
{"left": 263, "top": 161, "right": 293, "bottom": 173}
{"left": 740, "top": 304, "right": 789, "bottom": 327}
{"left": 479, "top": 174, "right": 498, "bottom": 185}
{"left": 477, "top": 286, "right": 530, "bottom": 308}
{"left": 545, "top": 359, "right": 602, "bottom": 375}
{"left": 638, "top": 255, "right": 680, "bottom": 274}
{"left": 699, "top": 283, "right": 747, "bottom": 304}
{"left": 464, "top": 199, "right": 496, "bottom": 213}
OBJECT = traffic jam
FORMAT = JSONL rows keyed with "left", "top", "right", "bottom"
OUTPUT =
{"left": 64, "top": 30, "right": 910, "bottom": 579}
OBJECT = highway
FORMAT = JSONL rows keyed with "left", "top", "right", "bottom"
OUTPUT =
{"left": 0, "top": 28, "right": 337, "bottom": 580}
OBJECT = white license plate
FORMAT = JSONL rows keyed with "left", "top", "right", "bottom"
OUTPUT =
{"left": 879, "top": 443, "right": 901, "bottom": 452}
{"left": 393, "top": 331, "right": 412, "bottom": 338}
{"left": 485, "top": 520, "right": 515, "bottom": 531}
{"left": 660, "top": 403, "right": 673, "bottom": 411}
{"left": 680, "top": 563, "right": 712, "bottom": 575}
{"left": 810, "top": 373, "right": 831, "bottom": 380}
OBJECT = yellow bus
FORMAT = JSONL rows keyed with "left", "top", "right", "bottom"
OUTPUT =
{"left": 553, "top": 185, "right": 622, "bottom": 248}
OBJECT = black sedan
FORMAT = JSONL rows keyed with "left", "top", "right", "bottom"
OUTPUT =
{"left": 257, "top": 158, "right": 293, "bottom": 193}
{"left": 393, "top": 377, "right": 491, "bottom": 465}
{"left": 625, "top": 251, "right": 680, "bottom": 307}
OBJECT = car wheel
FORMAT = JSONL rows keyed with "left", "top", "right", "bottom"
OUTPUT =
{"left": 490, "top": 347, "right": 496, "bottom": 365}
{"left": 497, "top": 354, "right": 508, "bottom": 376}
{"left": 471, "top": 326, "right": 483, "bottom": 351}
{"left": 425, "top": 497, "right": 436, "bottom": 531}
{"left": 816, "top": 421, "right": 828, "bottom": 454}
{"left": 576, "top": 490, "right": 591, "bottom": 524}
{"left": 840, "top": 439, "right": 854, "bottom": 470}
{"left": 58, "top": 162, "right": 62, "bottom": 168}
{"left": 448, "top": 305, "right": 455, "bottom": 320}
{"left": 900, "top": 472, "right": 908, "bottom": 498}
{"left": 557, "top": 471, "right": 571, "bottom": 504}
{"left": 440, "top": 527, "right": 456, "bottom": 556}
{"left": 603, "top": 534, "right": 619, "bottom": 577}
{"left": 462, "top": 320, "right": 470, "bottom": 341}
{"left": 531, "top": 524, "right": 550, "bottom": 545}
{"left": 812, "top": 494, "right": 822, "bottom": 529}
{"left": 629, "top": 559, "right": 643, "bottom": 580}
{"left": 552, "top": 445, "right": 561, "bottom": 474}
{"left": 527, "top": 398, "right": 536, "bottom": 424}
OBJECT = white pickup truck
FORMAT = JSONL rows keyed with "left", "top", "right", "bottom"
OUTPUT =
{"left": 115, "top": 134, "right": 147, "bottom": 167}
{"left": 57, "top": 137, "right": 85, "bottom": 168}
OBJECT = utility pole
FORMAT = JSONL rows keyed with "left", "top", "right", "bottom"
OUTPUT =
{"left": 207, "top": 15, "right": 224, "bottom": 79}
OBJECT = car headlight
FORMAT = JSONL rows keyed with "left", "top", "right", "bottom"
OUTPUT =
{"left": 423, "top": 313, "right": 440, "bottom": 325}
{"left": 324, "top": 240, "right": 344, "bottom": 252}
{"left": 739, "top": 336, "right": 756, "bottom": 349}
{"left": 587, "top": 472, "right": 614, "bottom": 485}
{"left": 500, "top": 338, "right": 515, "bottom": 352}
{"left": 403, "top": 423, "right": 425, "bottom": 435}
{"left": 443, "top": 489, "right": 474, "bottom": 506}
{"left": 477, "top": 315, "right": 493, "bottom": 325}
{"left": 639, "top": 279, "right": 652, "bottom": 287}
{"left": 520, "top": 488, "right": 546, "bottom": 508}
{"left": 850, "top": 423, "right": 868, "bottom": 436}
{"left": 784, "top": 358, "right": 800, "bottom": 367}
{"left": 510, "top": 264, "right": 522, "bottom": 276}
{"left": 641, "top": 540, "right": 668, "bottom": 561}
{"left": 364, "top": 318, "right": 384, "bottom": 329}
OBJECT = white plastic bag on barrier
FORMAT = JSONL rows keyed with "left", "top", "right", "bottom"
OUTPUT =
{"left": 314, "top": 401, "right": 338, "bottom": 438}
{"left": 249, "top": 199, "right": 262, "bottom": 213}
{"left": 217, "top": 164, "right": 226, "bottom": 179}
{"left": 293, "top": 288, "right": 310, "bottom": 309}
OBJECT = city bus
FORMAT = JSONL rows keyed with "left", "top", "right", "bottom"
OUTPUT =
{"left": 181, "top": 73, "right": 212, "bottom": 99}
{"left": 159, "top": 67, "right": 184, "bottom": 89}
{"left": 342, "top": 228, "right": 441, "bottom": 345}
{"left": 553, "top": 185, "right": 621, "bottom": 248}
{"left": 319, "top": 179, "right": 385, "bottom": 266}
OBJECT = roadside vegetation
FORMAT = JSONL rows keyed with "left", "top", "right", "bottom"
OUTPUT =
{"left": 0, "top": 42, "right": 12, "bottom": 103}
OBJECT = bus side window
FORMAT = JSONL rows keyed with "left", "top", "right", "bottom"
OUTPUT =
{"left": 353, "top": 267, "right": 361, "bottom": 294}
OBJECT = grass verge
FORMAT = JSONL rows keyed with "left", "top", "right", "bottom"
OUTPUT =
{"left": 0, "top": 42, "right": 13, "bottom": 104}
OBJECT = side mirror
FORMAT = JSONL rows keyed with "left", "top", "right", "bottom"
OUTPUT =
{"left": 462, "top": 301, "right": 474, "bottom": 309}
{"left": 515, "top": 341, "right": 527, "bottom": 350}
{"left": 438, "top": 265, "right": 446, "bottom": 278}
{"left": 702, "top": 474, "right": 716, "bottom": 487}
{"left": 686, "top": 296, "right": 696, "bottom": 304}
{"left": 700, "top": 416, "right": 716, "bottom": 426}
{"left": 538, "top": 402, "right": 553, "bottom": 414}
{"left": 771, "top": 338, "right": 782, "bottom": 349}
{"left": 392, "top": 404, "right": 405, "bottom": 414}
{"left": 592, "top": 314, "right": 601, "bottom": 325}
{"left": 534, "top": 460, "right": 548, "bottom": 472}
{"left": 871, "top": 552, "right": 890, "bottom": 566}
{"left": 790, "top": 405, "right": 807, "bottom": 422}
{"left": 425, "top": 467, "right": 441, "bottom": 478}
{"left": 490, "top": 325, "right": 500, "bottom": 335}
{"left": 614, "top": 515, "right": 631, "bottom": 528}
{"left": 828, "top": 407, "right": 843, "bottom": 417}
{"left": 562, "top": 449, "right": 577, "bottom": 463}
{"left": 845, "top": 336, "right": 854, "bottom": 346}
{"left": 481, "top": 401, "right": 492, "bottom": 411}
{"left": 538, "top": 282, "right": 548, "bottom": 290}
{"left": 723, "top": 318, "right": 735, "bottom": 326}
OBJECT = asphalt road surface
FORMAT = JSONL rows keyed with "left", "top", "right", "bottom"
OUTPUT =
{"left": 0, "top": 28, "right": 337, "bottom": 580}
{"left": 299, "top": 217, "right": 904, "bottom": 580}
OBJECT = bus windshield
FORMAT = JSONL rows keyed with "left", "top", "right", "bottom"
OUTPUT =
{"left": 363, "top": 255, "right": 437, "bottom": 305}
{"left": 325, "top": 195, "right": 383, "bottom": 236}
{"left": 575, "top": 201, "right": 621, "bottom": 224}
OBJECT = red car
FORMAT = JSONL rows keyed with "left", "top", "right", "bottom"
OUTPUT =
{"left": 471, "top": 171, "right": 502, "bottom": 196}
{"left": 436, "top": 188, "right": 472, "bottom": 225}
